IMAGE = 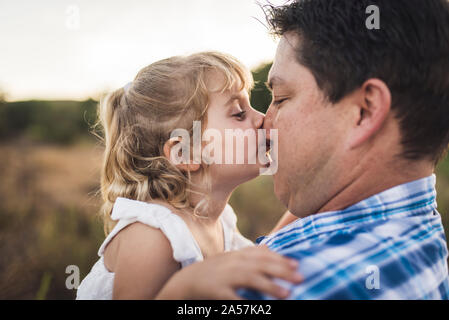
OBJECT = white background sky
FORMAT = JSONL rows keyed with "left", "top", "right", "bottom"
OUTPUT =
{"left": 0, "top": 0, "right": 285, "bottom": 101}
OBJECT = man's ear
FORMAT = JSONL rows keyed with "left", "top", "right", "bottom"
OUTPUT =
{"left": 163, "top": 136, "right": 200, "bottom": 172}
{"left": 348, "top": 79, "right": 391, "bottom": 149}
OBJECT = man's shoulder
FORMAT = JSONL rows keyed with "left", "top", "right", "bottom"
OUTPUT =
{"left": 243, "top": 217, "right": 449, "bottom": 300}
{"left": 265, "top": 216, "right": 400, "bottom": 259}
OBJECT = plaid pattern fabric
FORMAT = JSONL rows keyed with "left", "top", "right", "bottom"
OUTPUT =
{"left": 240, "top": 175, "right": 449, "bottom": 299}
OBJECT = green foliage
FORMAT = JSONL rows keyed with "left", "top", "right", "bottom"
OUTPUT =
{"left": 251, "top": 62, "right": 273, "bottom": 114}
{"left": 230, "top": 175, "right": 286, "bottom": 241}
{"left": 436, "top": 154, "right": 449, "bottom": 224}
{"left": 0, "top": 99, "right": 98, "bottom": 144}
{"left": 35, "top": 272, "right": 52, "bottom": 300}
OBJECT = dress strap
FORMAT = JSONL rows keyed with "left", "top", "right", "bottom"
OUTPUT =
{"left": 97, "top": 197, "right": 203, "bottom": 266}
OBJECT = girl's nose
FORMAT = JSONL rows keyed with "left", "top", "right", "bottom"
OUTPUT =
{"left": 252, "top": 109, "right": 265, "bottom": 129}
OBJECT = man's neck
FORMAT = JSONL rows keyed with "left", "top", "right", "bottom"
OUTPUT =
{"left": 316, "top": 158, "right": 434, "bottom": 215}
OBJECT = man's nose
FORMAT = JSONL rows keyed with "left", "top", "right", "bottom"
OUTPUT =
{"left": 263, "top": 106, "right": 274, "bottom": 130}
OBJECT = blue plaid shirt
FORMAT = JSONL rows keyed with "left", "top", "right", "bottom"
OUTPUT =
{"left": 241, "top": 175, "right": 449, "bottom": 299}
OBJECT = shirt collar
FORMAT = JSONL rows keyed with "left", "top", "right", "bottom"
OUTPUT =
{"left": 258, "top": 174, "right": 437, "bottom": 244}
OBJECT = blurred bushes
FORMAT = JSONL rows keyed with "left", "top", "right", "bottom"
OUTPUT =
{"left": 230, "top": 175, "right": 286, "bottom": 240}
{"left": 0, "top": 99, "right": 98, "bottom": 144}
{"left": 250, "top": 62, "right": 272, "bottom": 114}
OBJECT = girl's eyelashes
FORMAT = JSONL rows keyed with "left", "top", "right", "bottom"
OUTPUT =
{"left": 231, "top": 110, "right": 246, "bottom": 120}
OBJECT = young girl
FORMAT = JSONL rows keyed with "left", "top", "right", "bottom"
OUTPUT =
{"left": 76, "top": 52, "right": 302, "bottom": 300}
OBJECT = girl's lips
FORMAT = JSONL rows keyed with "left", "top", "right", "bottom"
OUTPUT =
{"left": 266, "top": 149, "right": 273, "bottom": 162}
{"left": 264, "top": 139, "right": 273, "bottom": 167}
{"left": 266, "top": 138, "right": 272, "bottom": 153}
{"left": 264, "top": 153, "right": 272, "bottom": 167}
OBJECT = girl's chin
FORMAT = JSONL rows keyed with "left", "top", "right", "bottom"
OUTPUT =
{"left": 225, "top": 164, "right": 261, "bottom": 184}
{"left": 243, "top": 164, "right": 263, "bottom": 180}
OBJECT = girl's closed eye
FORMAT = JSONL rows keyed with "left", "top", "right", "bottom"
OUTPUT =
{"left": 232, "top": 110, "right": 246, "bottom": 120}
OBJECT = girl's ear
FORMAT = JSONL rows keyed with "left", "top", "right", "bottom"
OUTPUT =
{"left": 163, "top": 136, "right": 200, "bottom": 172}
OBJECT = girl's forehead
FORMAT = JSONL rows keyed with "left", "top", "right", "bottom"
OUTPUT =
{"left": 209, "top": 85, "right": 248, "bottom": 107}
{"left": 205, "top": 69, "right": 245, "bottom": 94}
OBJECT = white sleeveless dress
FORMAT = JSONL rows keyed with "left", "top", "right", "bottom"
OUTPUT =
{"left": 76, "top": 197, "right": 254, "bottom": 300}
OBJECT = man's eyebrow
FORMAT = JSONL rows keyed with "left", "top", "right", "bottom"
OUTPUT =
{"left": 265, "top": 76, "right": 285, "bottom": 91}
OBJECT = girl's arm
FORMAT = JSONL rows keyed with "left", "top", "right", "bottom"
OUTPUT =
{"left": 269, "top": 210, "right": 298, "bottom": 235}
{"left": 156, "top": 245, "right": 303, "bottom": 300}
{"left": 112, "top": 222, "right": 302, "bottom": 300}
{"left": 112, "top": 222, "right": 180, "bottom": 299}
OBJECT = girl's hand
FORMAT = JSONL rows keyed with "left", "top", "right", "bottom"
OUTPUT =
{"left": 156, "top": 245, "right": 303, "bottom": 300}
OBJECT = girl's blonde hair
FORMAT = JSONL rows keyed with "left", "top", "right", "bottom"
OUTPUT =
{"left": 97, "top": 52, "right": 253, "bottom": 234}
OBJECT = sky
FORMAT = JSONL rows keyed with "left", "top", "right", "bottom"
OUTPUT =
{"left": 0, "top": 0, "right": 285, "bottom": 101}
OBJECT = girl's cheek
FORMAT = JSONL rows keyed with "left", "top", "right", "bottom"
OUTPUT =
{"left": 236, "top": 117, "right": 253, "bottom": 130}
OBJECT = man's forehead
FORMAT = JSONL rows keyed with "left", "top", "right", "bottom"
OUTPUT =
{"left": 268, "top": 61, "right": 294, "bottom": 90}
{"left": 282, "top": 31, "right": 301, "bottom": 50}
{"left": 268, "top": 34, "right": 303, "bottom": 90}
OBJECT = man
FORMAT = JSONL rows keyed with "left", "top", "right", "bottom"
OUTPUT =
{"left": 157, "top": 0, "right": 449, "bottom": 300}
{"left": 240, "top": 0, "right": 449, "bottom": 299}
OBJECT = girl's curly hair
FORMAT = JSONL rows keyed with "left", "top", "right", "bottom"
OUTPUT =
{"left": 96, "top": 52, "right": 253, "bottom": 234}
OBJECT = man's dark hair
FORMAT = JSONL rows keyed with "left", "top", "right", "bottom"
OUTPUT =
{"left": 264, "top": 0, "right": 449, "bottom": 163}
